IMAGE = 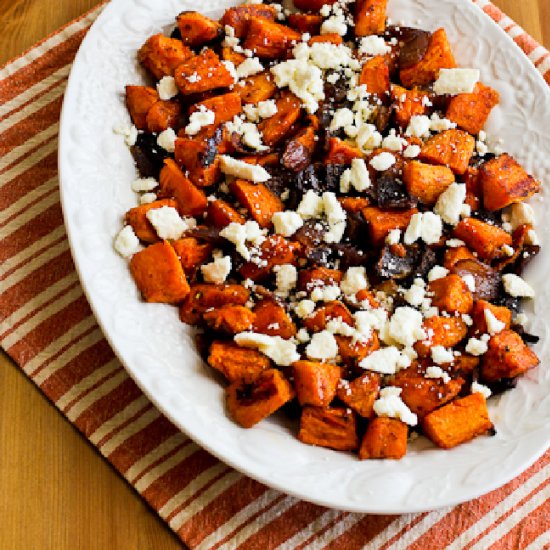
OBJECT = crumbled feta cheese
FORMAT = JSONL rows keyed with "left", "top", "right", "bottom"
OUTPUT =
{"left": 484, "top": 309, "right": 506, "bottom": 335}
{"left": 131, "top": 177, "right": 158, "bottom": 192}
{"left": 330, "top": 108, "right": 355, "bottom": 132}
{"left": 236, "top": 57, "right": 264, "bottom": 78}
{"left": 340, "top": 267, "right": 368, "bottom": 297}
{"left": 235, "top": 332, "right": 300, "bottom": 366}
{"left": 241, "top": 123, "right": 269, "bottom": 151}
{"left": 219, "top": 155, "right": 270, "bottom": 182}
{"left": 185, "top": 107, "right": 215, "bottom": 136}
{"left": 157, "top": 128, "right": 177, "bottom": 152}
{"left": 243, "top": 104, "right": 260, "bottom": 122}
{"left": 360, "top": 347, "right": 407, "bottom": 375}
{"left": 295, "top": 299, "right": 315, "bottom": 318}
{"left": 201, "top": 256, "right": 232, "bottom": 284}
{"left": 296, "top": 328, "right": 310, "bottom": 343}
{"left": 435, "top": 183, "right": 467, "bottom": 225}
{"left": 429, "top": 113, "right": 456, "bottom": 132}
{"left": 502, "top": 274, "right": 535, "bottom": 298}
{"left": 354, "top": 309, "right": 388, "bottom": 335}
{"left": 157, "top": 76, "right": 179, "bottom": 100}
{"left": 382, "top": 130, "right": 406, "bottom": 152}
{"left": 404, "top": 212, "right": 443, "bottom": 245}
{"left": 322, "top": 192, "right": 347, "bottom": 244}
{"left": 508, "top": 202, "right": 535, "bottom": 230}
{"left": 373, "top": 387, "right": 418, "bottom": 426}
{"left": 114, "top": 124, "right": 138, "bottom": 146}
{"left": 297, "top": 190, "right": 325, "bottom": 219}
{"left": 403, "top": 144, "right": 421, "bottom": 158}
{"left": 515, "top": 313, "right": 528, "bottom": 326}
{"left": 465, "top": 337, "right": 489, "bottom": 356}
{"left": 370, "top": 152, "right": 396, "bottom": 171}
{"left": 307, "top": 42, "right": 354, "bottom": 70}
{"left": 386, "top": 229, "right": 401, "bottom": 245}
{"left": 446, "top": 238, "right": 466, "bottom": 248}
{"left": 321, "top": 14, "right": 348, "bottom": 36}
{"left": 405, "top": 115, "right": 431, "bottom": 138}
{"left": 404, "top": 280, "right": 426, "bottom": 307}
{"left": 356, "top": 124, "right": 383, "bottom": 153}
{"left": 140, "top": 193, "right": 157, "bottom": 205}
{"left": 502, "top": 244, "right": 514, "bottom": 257}
{"left": 221, "top": 60, "right": 238, "bottom": 82}
{"left": 433, "top": 68, "right": 480, "bottom": 95}
{"left": 220, "top": 220, "right": 265, "bottom": 260}
{"left": 428, "top": 266, "right": 449, "bottom": 282}
{"left": 526, "top": 229, "right": 540, "bottom": 246}
{"left": 358, "top": 36, "right": 391, "bottom": 57}
{"left": 462, "top": 274, "right": 476, "bottom": 292}
{"left": 146, "top": 206, "right": 195, "bottom": 240}
{"left": 272, "top": 211, "right": 304, "bottom": 237}
{"left": 388, "top": 307, "right": 426, "bottom": 347}
{"left": 471, "top": 381, "right": 492, "bottom": 399}
{"left": 426, "top": 365, "right": 451, "bottom": 383}
{"left": 430, "top": 346, "right": 454, "bottom": 365}
{"left": 274, "top": 264, "right": 298, "bottom": 297}
{"left": 306, "top": 330, "right": 339, "bottom": 360}
{"left": 114, "top": 225, "right": 140, "bottom": 258}
{"left": 257, "top": 99, "right": 278, "bottom": 118}
{"left": 311, "top": 284, "right": 341, "bottom": 302}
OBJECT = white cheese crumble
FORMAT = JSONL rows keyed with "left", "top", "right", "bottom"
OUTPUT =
{"left": 433, "top": 68, "right": 480, "bottom": 95}
{"left": 274, "top": 264, "right": 298, "bottom": 297}
{"left": 297, "top": 190, "right": 324, "bottom": 219}
{"left": 429, "top": 113, "right": 456, "bottom": 132}
{"left": 370, "top": 152, "right": 396, "bottom": 172}
{"left": 321, "top": 13, "right": 348, "bottom": 36}
{"left": 435, "top": 183, "right": 466, "bottom": 226}
{"left": 219, "top": 155, "right": 270, "bottom": 183}
{"left": 359, "top": 347, "right": 409, "bottom": 375}
{"left": 403, "top": 144, "right": 421, "bottom": 158}
{"left": 508, "top": 202, "right": 536, "bottom": 230}
{"left": 157, "top": 76, "right": 179, "bottom": 100}
{"left": 386, "top": 229, "right": 401, "bottom": 245}
{"left": 236, "top": 57, "right": 264, "bottom": 78}
{"left": 356, "top": 124, "right": 383, "bottom": 153}
{"left": 295, "top": 299, "right": 315, "bottom": 318}
{"left": 235, "top": 332, "right": 300, "bottom": 366}
{"left": 465, "top": 336, "right": 489, "bottom": 356}
{"left": 462, "top": 274, "right": 476, "bottom": 292}
{"left": 157, "top": 128, "right": 177, "bottom": 153}
{"left": 471, "top": 381, "right": 492, "bottom": 399}
{"left": 388, "top": 307, "right": 426, "bottom": 347}
{"left": 404, "top": 279, "right": 426, "bottom": 307}
{"left": 484, "top": 309, "right": 506, "bottom": 335}
{"left": 185, "top": 107, "right": 215, "bottom": 136}
{"left": 373, "top": 387, "right": 418, "bottom": 426}
{"left": 430, "top": 346, "right": 454, "bottom": 365}
{"left": 404, "top": 212, "right": 443, "bottom": 245}
{"left": 382, "top": 130, "right": 406, "bottom": 152}
{"left": 145, "top": 206, "right": 196, "bottom": 240}
{"left": 502, "top": 274, "right": 535, "bottom": 298}
{"left": 114, "top": 226, "right": 140, "bottom": 258}
{"left": 358, "top": 36, "right": 391, "bottom": 57}
{"left": 257, "top": 99, "right": 278, "bottom": 118}
{"left": 306, "top": 330, "right": 339, "bottom": 360}
{"left": 131, "top": 177, "right": 158, "bottom": 192}
{"left": 140, "top": 193, "right": 157, "bottom": 205}
{"left": 114, "top": 124, "right": 138, "bottom": 146}
{"left": 201, "top": 256, "right": 232, "bottom": 284}
{"left": 340, "top": 267, "right": 368, "bottom": 298}
{"left": 272, "top": 211, "right": 304, "bottom": 237}
{"left": 310, "top": 284, "right": 341, "bottom": 302}
{"left": 330, "top": 108, "right": 355, "bottom": 132}
{"left": 426, "top": 365, "right": 451, "bottom": 383}
{"left": 220, "top": 221, "right": 265, "bottom": 261}
{"left": 340, "top": 159, "right": 371, "bottom": 193}
{"left": 322, "top": 192, "right": 347, "bottom": 244}
{"left": 428, "top": 265, "right": 449, "bottom": 282}
{"left": 405, "top": 115, "right": 431, "bottom": 138}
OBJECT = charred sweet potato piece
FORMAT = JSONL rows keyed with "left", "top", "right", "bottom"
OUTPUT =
{"left": 252, "top": 300, "right": 296, "bottom": 338}
{"left": 203, "top": 306, "right": 255, "bottom": 335}
{"left": 208, "top": 340, "right": 270, "bottom": 383}
{"left": 125, "top": 86, "right": 159, "bottom": 130}
{"left": 422, "top": 393, "right": 493, "bottom": 449}
{"left": 159, "top": 159, "right": 208, "bottom": 216}
{"left": 176, "top": 12, "right": 222, "bottom": 47}
{"left": 303, "top": 301, "right": 353, "bottom": 332}
{"left": 229, "top": 179, "right": 284, "bottom": 228}
{"left": 339, "top": 197, "right": 371, "bottom": 213}
{"left": 258, "top": 91, "right": 302, "bottom": 147}
{"left": 298, "top": 267, "right": 343, "bottom": 292}
{"left": 451, "top": 259, "right": 501, "bottom": 302}
{"left": 282, "top": 126, "right": 316, "bottom": 172}
{"left": 451, "top": 354, "right": 480, "bottom": 376}
{"left": 234, "top": 72, "right": 277, "bottom": 104}
{"left": 337, "top": 373, "right": 380, "bottom": 418}
{"left": 359, "top": 56, "right": 390, "bottom": 97}
{"left": 355, "top": 0, "right": 388, "bottom": 37}
{"left": 298, "top": 407, "right": 359, "bottom": 451}
{"left": 400, "top": 28, "right": 456, "bottom": 87}
{"left": 138, "top": 34, "right": 193, "bottom": 79}
{"left": 359, "top": 417, "right": 408, "bottom": 459}
{"left": 240, "top": 235, "right": 301, "bottom": 281}
{"left": 221, "top": 46, "right": 247, "bottom": 67}
{"left": 130, "top": 242, "right": 190, "bottom": 303}
{"left": 174, "top": 49, "right": 234, "bottom": 95}
{"left": 419, "top": 129, "right": 475, "bottom": 175}
{"left": 428, "top": 274, "right": 473, "bottom": 314}
{"left": 443, "top": 246, "right": 476, "bottom": 270}
{"left": 336, "top": 333, "right": 380, "bottom": 366}
{"left": 227, "top": 369, "right": 295, "bottom": 428}
{"left": 325, "top": 137, "right": 364, "bottom": 165}
{"left": 309, "top": 34, "right": 344, "bottom": 46}
{"left": 180, "top": 283, "right": 250, "bottom": 324}
{"left": 243, "top": 17, "right": 301, "bottom": 59}
{"left": 464, "top": 166, "right": 481, "bottom": 212}
{"left": 125, "top": 199, "right": 179, "bottom": 243}
{"left": 207, "top": 199, "right": 246, "bottom": 228}
{"left": 480, "top": 154, "right": 540, "bottom": 212}
{"left": 221, "top": 4, "right": 277, "bottom": 38}
{"left": 146, "top": 100, "right": 181, "bottom": 133}
{"left": 415, "top": 316, "right": 468, "bottom": 357}
{"left": 292, "top": 361, "right": 342, "bottom": 407}
{"left": 172, "top": 237, "right": 213, "bottom": 272}
{"left": 403, "top": 161, "right": 455, "bottom": 205}
{"left": 453, "top": 218, "right": 512, "bottom": 261}
{"left": 362, "top": 207, "right": 418, "bottom": 247}
{"left": 446, "top": 82, "right": 500, "bottom": 135}
{"left": 391, "top": 85, "right": 430, "bottom": 128}
{"left": 288, "top": 13, "right": 323, "bottom": 35}
{"left": 481, "top": 330, "right": 540, "bottom": 382}
{"left": 471, "top": 300, "right": 512, "bottom": 336}
{"left": 175, "top": 137, "right": 222, "bottom": 188}
{"left": 189, "top": 92, "right": 243, "bottom": 138}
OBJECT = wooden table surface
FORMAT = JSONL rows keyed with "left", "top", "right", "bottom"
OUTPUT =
{"left": 0, "top": 1, "right": 548, "bottom": 548}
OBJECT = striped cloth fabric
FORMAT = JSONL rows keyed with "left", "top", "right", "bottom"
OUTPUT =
{"left": 1, "top": 2, "right": 549, "bottom": 548}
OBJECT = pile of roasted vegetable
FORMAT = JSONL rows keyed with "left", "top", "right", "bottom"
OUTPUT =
{"left": 114, "top": 0, "right": 541, "bottom": 459}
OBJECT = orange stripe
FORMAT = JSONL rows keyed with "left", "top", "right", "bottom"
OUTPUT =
{"left": 323, "top": 515, "right": 400, "bottom": 550}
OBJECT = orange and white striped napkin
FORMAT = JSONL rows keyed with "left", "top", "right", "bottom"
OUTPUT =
{"left": 1, "top": 2, "right": 549, "bottom": 548}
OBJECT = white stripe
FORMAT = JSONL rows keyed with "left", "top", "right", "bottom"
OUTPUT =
{"left": 125, "top": 432, "right": 189, "bottom": 483}
{"left": 507, "top": 26, "right": 525, "bottom": 40}
{"left": 524, "top": 529, "right": 550, "bottom": 550}
{"left": 21, "top": 316, "right": 96, "bottom": 377}
{"left": 0, "top": 272, "right": 78, "bottom": 339}
{"left": 159, "top": 462, "right": 229, "bottom": 518}
{"left": 0, "top": 66, "right": 69, "bottom": 121}
{"left": 363, "top": 514, "right": 422, "bottom": 550}
{"left": 469, "top": 483, "right": 550, "bottom": 550}
{"left": 169, "top": 471, "right": 243, "bottom": 531}
{"left": 89, "top": 394, "right": 150, "bottom": 445}
{"left": 446, "top": 464, "right": 550, "bottom": 550}
{"left": 198, "top": 489, "right": 283, "bottom": 550}
{"left": 0, "top": 11, "right": 97, "bottom": 82}
{"left": 56, "top": 358, "right": 120, "bottom": 411}
{"left": 527, "top": 46, "right": 547, "bottom": 63}
{"left": 300, "top": 513, "right": 364, "bottom": 550}
{"left": 134, "top": 441, "right": 201, "bottom": 493}
{"left": 1, "top": 284, "right": 83, "bottom": 349}
{"left": 498, "top": 16, "right": 515, "bottom": 31}
{"left": 66, "top": 368, "right": 129, "bottom": 422}
{"left": 536, "top": 55, "right": 550, "bottom": 76}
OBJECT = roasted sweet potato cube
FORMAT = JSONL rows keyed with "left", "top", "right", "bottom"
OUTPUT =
{"left": 180, "top": 283, "right": 250, "bottom": 324}
{"left": 221, "top": 46, "right": 247, "bottom": 67}
{"left": 125, "top": 86, "right": 159, "bottom": 130}
{"left": 239, "top": 235, "right": 301, "bottom": 281}
{"left": 298, "top": 407, "right": 359, "bottom": 451}
{"left": 419, "top": 129, "right": 475, "bottom": 175}
{"left": 415, "top": 316, "right": 468, "bottom": 357}
{"left": 207, "top": 199, "right": 246, "bottom": 228}
{"left": 146, "top": 100, "right": 181, "bottom": 133}
{"left": 443, "top": 246, "right": 476, "bottom": 270}
{"left": 292, "top": 361, "right": 342, "bottom": 407}
{"left": 243, "top": 17, "right": 301, "bottom": 59}
{"left": 451, "top": 258, "right": 501, "bottom": 302}
{"left": 428, "top": 274, "right": 473, "bottom": 314}
{"left": 325, "top": 137, "right": 364, "bottom": 165}
{"left": 355, "top": 288, "right": 380, "bottom": 309}
{"left": 174, "top": 49, "right": 234, "bottom": 95}
{"left": 355, "top": 0, "right": 388, "bottom": 37}
{"left": 464, "top": 166, "right": 481, "bottom": 212}
{"left": 303, "top": 301, "right": 353, "bottom": 332}
{"left": 176, "top": 11, "right": 222, "bottom": 47}
{"left": 258, "top": 91, "right": 302, "bottom": 147}
{"left": 308, "top": 34, "right": 344, "bottom": 46}
{"left": 172, "top": 237, "right": 213, "bottom": 272}
{"left": 335, "top": 333, "right": 380, "bottom": 366}
{"left": 391, "top": 85, "right": 430, "bottom": 128}
{"left": 362, "top": 207, "right": 418, "bottom": 247}
{"left": 339, "top": 197, "right": 371, "bottom": 213}
{"left": 282, "top": 126, "right": 316, "bottom": 172}
{"left": 446, "top": 82, "right": 500, "bottom": 135}
{"left": 337, "top": 373, "right": 380, "bottom": 418}
{"left": 288, "top": 13, "right": 323, "bottom": 34}
{"left": 481, "top": 330, "right": 540, "bottom": 382}
{"left": 130, "top": 242, "right": 190, "bottom": 303}
{"left": 480, "top": 154, "right": 540, "bottom": 212}
{"left": 125, "top": 199, "right": 179, "bottom": 243}
{"left": 175, "top": 137, "right": 222, "bottom": 188}
{"left": 359, "top": 417, "right": 407, "bottom": 459}
{"left": 138, "top": 34, "right": 193, "bottom": 79}
{"left": 359, "top": 56, "right": 390, "bottom": 97}
{"left": 471, "top": 300, "right": 512, "bottom": 336}
{"left": 253, "top": 300, "right": 296, "bottom": 338}
{"left": 208, "top": 340, "right": 270, "bottom": 383}
{"left": 403, "top": 161, "right": 455, "bottom": 205}
{"left": 189, "top": 92, "right": 243, "bottom": 138}
{"left": 422, "top": 393, "right": 493, "bottom": 449}
{"left": 449, "top": 354, "right": 480, "bottom": 376}
{"left": 453, "top": 218, "right": 512, "bottom": 261}
{"left": 159, "top": 159, "right": 208, "bottom": 216}
{"left": 203, "top": 306, "right": 255, "bottom": 335}
{"left": 229, "top": 179, "right": 284, "bottom": 228}
{"left": 400, "top": 28, "right": 456, "bottom": 88}
{"left": 297, "top": 267, "right": 343, "bottom": 292}
{"left": 221, "top": 4, "right": 277, "bottom": 38}
{"left": 234, "top": 72, "right": 277, "bottom": 104}
{"left": 227, "top": 369, "right": 295, "bottom": 428}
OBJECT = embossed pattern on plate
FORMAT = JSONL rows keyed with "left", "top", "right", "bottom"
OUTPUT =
{"left": 58, "top": 0, "right": 550, "bottom": 513}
